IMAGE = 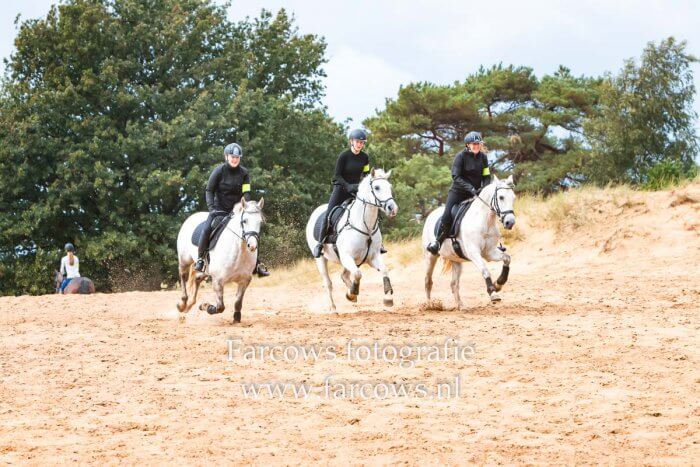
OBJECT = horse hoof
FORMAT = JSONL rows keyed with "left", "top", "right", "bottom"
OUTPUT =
{"left": 176, "top": 302, "right": 186, "bottom": 313}
{"left": 206, "top": 304, "right": 222, "bottom": 315}
{"left": 233, "top": 311, "right": 241, "bottom": 323}
{"left": 493, "top": 283, "right": 503, "bottom": 292}
{"left": 383, "top": 298, "right": 393, "bottom": 307}
{"left": 346, "top": 293, "right": 357, "bottom": 302}
{"left": 490, "top": 293, "right": 501, "bottom": 303}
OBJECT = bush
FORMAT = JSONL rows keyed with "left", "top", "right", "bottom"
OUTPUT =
{"left": 644, "top": 159, "right": 698, "bottom": 190}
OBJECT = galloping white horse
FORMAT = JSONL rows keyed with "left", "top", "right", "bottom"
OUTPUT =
{"left": 176, "top": 198, "right": 264, "bottom": 323}
{"left": 422, "top": 175, "right": 516, "bottom": 308}
{"left": 305, "top": 169, "right": 398, "bottom": 312}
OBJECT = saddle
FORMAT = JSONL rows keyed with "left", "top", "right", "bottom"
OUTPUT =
{"left": 434, "top": 198, "right": 475, "bottom": 238}
{"left": 191, "top": 214, "right": 233, "bottom": 251}
{"left": 312, "top": 199, "right": 353, "bottom": 244}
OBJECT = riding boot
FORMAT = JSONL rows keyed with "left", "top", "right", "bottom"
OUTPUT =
{"left": 195, "top": 227, "right": 211, "bottom": 272}
{"left": 313, "top": 217, "right": 330, "bottom": 258}
{"left": 427, "top": 222, "right": 448, "bottom": 255}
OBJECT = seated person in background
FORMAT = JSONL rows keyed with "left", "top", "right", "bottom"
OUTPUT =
{"left": 59, "top": 243, "right": 81, "bottom": 293}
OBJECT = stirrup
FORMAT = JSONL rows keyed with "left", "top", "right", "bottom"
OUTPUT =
{"left": 194, "top": 258, "right": 206, "bottom": 272}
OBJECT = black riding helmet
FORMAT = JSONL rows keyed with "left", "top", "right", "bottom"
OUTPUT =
{"left": 464, "top": 131, "right": 483, "bottom": 144}
{"left": 64, "top": 243, "right": 75, "bottom": 252}
{"left": 348, "top": 128, "right": 367, "bottom": 141}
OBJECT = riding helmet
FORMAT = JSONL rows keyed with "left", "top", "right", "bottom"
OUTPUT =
{"left": 64, "top": 243, "right": 75, "bottom": 252}
{"left": 348, "top": 128, "right": 367, "bottom": 141}
{"left": 464, "top": 131, "right": 483, "bottom": 144}
{"left": 224, "top": 143, "right": 243, "bottom": 157}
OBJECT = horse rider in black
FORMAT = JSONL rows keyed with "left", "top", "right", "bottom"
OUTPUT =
{"left": 313, "top": 129, "right": 387, "bottom": 258}
{"left": 426, "top": 131, "right": 492, "bottom": 255}
{"left": 194, "top": 143, "right": 269, "bottom": 277}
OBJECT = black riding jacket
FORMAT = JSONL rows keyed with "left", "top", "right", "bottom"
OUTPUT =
{"left": 205, "top": 163, "right": 251, "bottom": 212}
{"left": 332, "top": 149, "right": 370, "bottom": 193}
{"left": 450, "top": 149, "right": 491, "bottom": 194}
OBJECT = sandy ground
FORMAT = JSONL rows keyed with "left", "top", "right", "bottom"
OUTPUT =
{"left": 1, "top": 185, "right": 699, "bottom": 464}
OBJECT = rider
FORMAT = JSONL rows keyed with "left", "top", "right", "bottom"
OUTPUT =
{"left": 59, "top": 243, "right": 81, "bottom": 293}
{"left": 426, "top": 131, "right": 492, "bottom": 255}
{"left": 194, "top": 143, "right": 269, "bottom": 277}
{"left": 313, "top": 129, "right": 387, "bottom": 258}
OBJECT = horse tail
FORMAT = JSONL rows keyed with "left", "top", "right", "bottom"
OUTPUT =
{"left": 440, "top": 258, "right": 452, "bottom": 275}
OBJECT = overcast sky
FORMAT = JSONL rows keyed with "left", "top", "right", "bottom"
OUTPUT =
{"left": 2, "top": 0, "right": 699, "bottom": 131}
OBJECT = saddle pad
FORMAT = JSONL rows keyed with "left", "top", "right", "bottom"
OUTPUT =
{"left": 191, "top": 215, "right": 232, "bottom": 250}
{"left": 434, "top": 198, "right": 475, "bottom": 238}
{"left": 313, "top": 200, "right": 352, "bottom": 243}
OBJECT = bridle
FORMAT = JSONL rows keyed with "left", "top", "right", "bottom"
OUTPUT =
{"left": 334, "top": 176, "right": 395, "bottom": 266}
{"left": 346, "top": 176, "right": 395, "bottom": 237}
{"left": 474, "top": 184, "right": 515, "bottom": 225}
{"left": 226, "top": 207, "right": 262, "bottom": 246}
{"left": 356, "top": 176, "right": 395, "bottom": 212}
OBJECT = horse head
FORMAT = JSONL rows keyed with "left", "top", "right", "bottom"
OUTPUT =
{"left": 481, "top": 175, "right": 516, "bottom": 230}
{"left": 238, "top": 198, "right": 265, "bottom": 252}
{"left": 54, "top": 269, "right": 64, "bottom": 293}
{"left": 494, "top": 175, "right": 516, "bottom": 229}
{"left": 357, "top": 168, "right": 399, "bottom": 218}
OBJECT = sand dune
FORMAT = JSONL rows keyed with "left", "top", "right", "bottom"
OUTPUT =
{"left": 1, "top": 182, "right": 698, "bottom": 464}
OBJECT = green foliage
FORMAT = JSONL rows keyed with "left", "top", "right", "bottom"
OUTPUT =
{"left": 368, "top": 38, "right": 698, "bottom": 203}
{"left": 0, "top": 0, "right": 344, "bottom": 295}
{"left": 643, "top": 159, "right": 698, "bottom": 190}
{"left": 365, "top": 64, "right": 600, "bottom": 195}
{"left": 365, "top": 82, "right": 481, "bottom": 156}
{"left": 584, "top": 37, "right": 699, "bottom": 185}
{"left": 382, "top": 153, "right": 452, "bottom": 239}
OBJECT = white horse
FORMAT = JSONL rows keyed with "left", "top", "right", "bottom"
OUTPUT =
{"left": 422, "top": 175, "right": 516, "bottom": 309}
{"left": 176, "top": 198, "right": 264, "bottom": 323}
{"left": 305, "top": 169, "right": 398, "bottom": 312}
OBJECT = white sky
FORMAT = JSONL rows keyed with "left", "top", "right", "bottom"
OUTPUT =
{"left": 2, "top": 0, "right": 699, "bottom": 131}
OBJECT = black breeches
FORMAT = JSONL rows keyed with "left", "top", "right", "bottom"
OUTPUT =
{"left": 438, "top": 190, "right": 471, "bottom": 235}
{"left": 319, "top": 186, "right": 352, "bottom": 241}
{"left": 198, "top": 211, "right": 223, "bottom": 258}
{"left": 327, "top": 185, "right": 352, "bottom": 219}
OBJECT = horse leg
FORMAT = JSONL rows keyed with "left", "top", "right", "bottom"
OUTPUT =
{"left": 315, "top": 257, "right": 337, "bottom": 312}
{"left": 232, "top": 278, "right": 251, "bottom": 323}
{"left": 340, "top": 268, "right": 352, "bottom": 289}
{"left": 338, "top": 251, "right": 362, "bottom": 303}
{"left": 176, "top": 263, "right": 190, "bottom": 312}
{"left": 465, "top": 245, "right": 500, "bottom": 303}
{"left": 485, "top": 248, "right": 511, "bottom": 292}
{"left": 185, "top": 265, "right": 205, "bottom": 311}
{"left": 424, "top": 251, "right": 438, "bottom": 301}
{"left": 367, "top": 252, "right": 393, "bottom": 307}
{"left": 200, "top": 277, "right": 225, "bottom": 315}
{"left": 449, "top": 261, "right": 464, "bottom": 310}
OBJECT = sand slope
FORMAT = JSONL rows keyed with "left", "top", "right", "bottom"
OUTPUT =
{"left": 1, "top": 183, "right": 698, "bottom": 464}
